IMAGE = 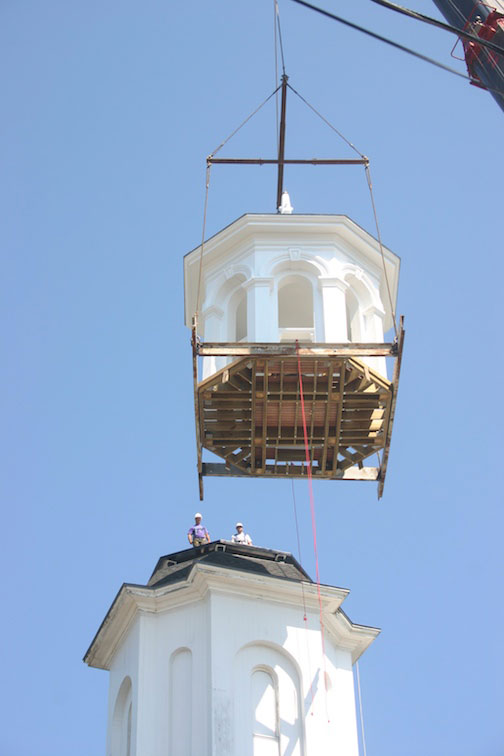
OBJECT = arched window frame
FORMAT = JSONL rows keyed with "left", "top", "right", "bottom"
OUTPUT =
{"left": 111, "top": 676, "right": 133, "bottom": 756}
{"left": 234, "top": 642, "right": 305, "bottom": 756}
{"left": 276, "top": 272, "right": 318, "bottom": 342}
{"left": 227, "top": 284, "right": 248, "bottom": 342}
{"left": 251, "top": 665, "right": 281, "bottom": 754}
{"left": 169, "top": 647, "right": 193, "bottom": 756}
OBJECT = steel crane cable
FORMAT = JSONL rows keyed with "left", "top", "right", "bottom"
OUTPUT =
{"left": 274, "top": 0, "right": 288, "bottom": 150}
{"left": 194, "top": 84, "right": 282, "bottom": 327}
{"left": 365, "top": 164, "right": 399, "bottom": 340}
{"left": 288, "top": 0, "right": 504, "bottom": 98}
{"left": 287, "top": 82, "right": 366, "bottom": 158}
{"left": 287, "top": 82, "right": 399, "bottom": 340}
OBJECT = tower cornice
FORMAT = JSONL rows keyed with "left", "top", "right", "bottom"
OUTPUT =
{"left": 84, "top": 543, "right": 379, "bottom": 670}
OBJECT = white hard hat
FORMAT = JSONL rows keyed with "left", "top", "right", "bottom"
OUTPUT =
{"left": 194, "top": 512, "right": 202, "bottom": 519}
{"left": 236, "top": 522, "right": 243, "bottom": 528}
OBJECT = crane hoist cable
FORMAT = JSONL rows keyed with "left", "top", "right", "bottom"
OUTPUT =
{"left": 194, "top": 84, "right": 282, "bottom": 326}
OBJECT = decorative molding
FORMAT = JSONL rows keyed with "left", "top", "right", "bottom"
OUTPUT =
{"left": 202, "top": 305, "right": 225, "bottom": 320}
{"left": 318, "top": 276, "right": 349, "bottom": 292}
{"left": 363, "top": 304, "right": 386, "bottom": 318}
{"left": 242, "top": 277, "right": 274, "bottom": 292}
{"left": 288, "top": 247, "right": 301, "bottom": 261}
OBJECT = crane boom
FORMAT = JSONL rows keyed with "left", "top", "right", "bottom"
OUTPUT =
{"left": 432, "top": 0, "right": 504, "bottom": 110}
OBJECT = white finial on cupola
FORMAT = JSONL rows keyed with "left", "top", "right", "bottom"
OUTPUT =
{"left": 278, "top": 190, "right": 293, "bottom": 214}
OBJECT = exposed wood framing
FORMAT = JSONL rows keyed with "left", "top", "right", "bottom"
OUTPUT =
{"left": 192, "top": 326, "right": 405, "bottom": 499}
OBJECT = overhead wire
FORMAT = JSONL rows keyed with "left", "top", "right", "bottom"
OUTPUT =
{"left": 288, "top": 0, "right": 504, "bottom": 98}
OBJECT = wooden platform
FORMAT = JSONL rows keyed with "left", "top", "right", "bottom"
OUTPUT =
{"left": 192, "top": 325, "right": 404, "bottom": 500}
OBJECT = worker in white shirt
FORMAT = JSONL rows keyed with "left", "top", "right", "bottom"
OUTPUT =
{"left": 231, "top": 522, "right": 252, "bottom": 545}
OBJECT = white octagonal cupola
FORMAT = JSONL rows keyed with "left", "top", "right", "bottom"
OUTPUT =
{"left": 184, "top": 213, "right": 400, "bottom": 379}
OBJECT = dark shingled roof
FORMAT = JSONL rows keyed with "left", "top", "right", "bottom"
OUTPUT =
{"left": 148, "top": 540, "right": 312, "bottom": 589}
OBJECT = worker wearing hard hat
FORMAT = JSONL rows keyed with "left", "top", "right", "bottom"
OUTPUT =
{"left": 187, "top": 512, "right": 211, "bottom": 547}
{"left": 231, "top": 522, "right": 253, "bottom": 546}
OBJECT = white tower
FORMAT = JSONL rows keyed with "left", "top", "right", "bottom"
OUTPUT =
{"left": 85, "top": 541, "right": 378, "bottom": 756}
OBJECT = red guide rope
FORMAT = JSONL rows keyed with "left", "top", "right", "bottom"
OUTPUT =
{"left": 295, "top": 341, "right": 330, "bottom": 720}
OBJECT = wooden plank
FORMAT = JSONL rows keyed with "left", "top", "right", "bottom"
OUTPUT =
{"left": 332, "top": 356, "right": 346, "bottom": 476}
{"left": 192, "top": 319, "right": 206, "bottom": 501}
{"left": 197, "top": 342, "right": 397, "bottom": 357}
{"left": 227, "top": 447, "right": 251, "bottom": 465}
{"left": 250, "top": 362, "right": 257, "bottom": 473}
{"left": 309, "top": 361, "right": 318, "bottom": 469}
{"left": 274, "top": 361, "right": 285, "bottom": 474}
{"left": 320, "top": 362, "right": 334, "bottom": 473}
{"left": 202, "top": 462, "right": 379, "bottom": 481}
{"left": 260, "top": 360, "right": 269, "bottom": 472}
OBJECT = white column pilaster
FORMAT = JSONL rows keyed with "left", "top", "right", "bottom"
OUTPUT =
{"left": 363, "top": 304, "right": 387, "bottom": 377}
{"left": 243, "top": 277, "right": 276, "bottom": 342}
{"left": 319, "top": 277, "right": 349, "bottom": 342}
{"left": 201, "top": 305, "right": 225, "bottom": 378}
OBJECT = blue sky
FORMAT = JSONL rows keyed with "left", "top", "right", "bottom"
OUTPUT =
{"left": 1, "top": 2, "right": 503, "bottom": 754}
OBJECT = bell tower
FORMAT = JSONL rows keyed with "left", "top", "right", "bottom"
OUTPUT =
{"left": 84, "top": 542, "right": 379, "bottom": 756}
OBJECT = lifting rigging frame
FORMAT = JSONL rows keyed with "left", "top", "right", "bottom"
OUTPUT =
{"left": 190, "top": 75, "right": 405, "bottom": 501}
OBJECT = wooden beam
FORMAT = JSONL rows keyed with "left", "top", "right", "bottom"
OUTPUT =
{"left": 250, "top": 362, "right": 257, "bottom": 473}
{"left": 197, "top": 342, "right": 397, "bottom": 357}
{"left": 191, "top": 318, "right": 204, "bottom": 500}
{"left": 332, "top": 359, "right": 346, "bottom": 477}
{"left": 201, "top": 463, "right": 379, "bottom": 481}
{"left": 320, "top": 362, "right": 334, "bottom": 473}
{"left": 208, "top": 158, "right": 368, "bottom": 166}
{"left": 377, "top": 318, "right": 405, "bottom": 499}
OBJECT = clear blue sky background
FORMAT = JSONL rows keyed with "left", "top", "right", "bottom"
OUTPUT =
{"left": 1, "top": 2, "right": 503, "bottom": 754}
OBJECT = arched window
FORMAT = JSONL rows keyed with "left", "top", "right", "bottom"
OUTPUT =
{"left": 278, "top": 276, "right": 314, "bottom": 341}
{"left": 169, "top": 648, "right": 193, "bottom": 756}
{"left": 235, "top": 643, "right": 304, "bottom": 756}
{"left": 251, "top": 668, "right": 280, "bottom": 756}
{"left": 111, "top": 676, "right": 132, "bottom": 756}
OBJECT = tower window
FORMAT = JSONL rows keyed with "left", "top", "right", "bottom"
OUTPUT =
{"left": 278, "top": 277, "right": 313, "bottom": 329}
{"left": 251, "top": 668, "right": 280, "bottom": 755}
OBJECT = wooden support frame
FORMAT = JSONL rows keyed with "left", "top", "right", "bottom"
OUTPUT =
{"left": 192, "top": 325, "right": 405, "bottom": 500}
